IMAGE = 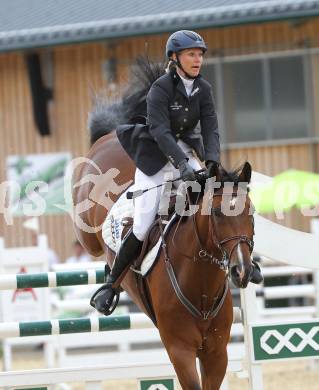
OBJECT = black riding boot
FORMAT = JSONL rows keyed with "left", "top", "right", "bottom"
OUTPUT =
{"left": 250, "top": 260, "right": 263, "bottom": 284}
{"left": 90, "top": 230, "right": 143, "bottom": 315}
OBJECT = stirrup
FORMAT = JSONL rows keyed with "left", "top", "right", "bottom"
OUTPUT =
{"left": 90, "top": 285, "right": 121, "bottom": 316}
{"left": 103, "top": 291, "right": 120, "bottom": 316}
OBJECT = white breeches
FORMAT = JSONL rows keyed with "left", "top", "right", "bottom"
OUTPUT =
{"left": 132, "top": 140, "right": 202, "bottom": 241}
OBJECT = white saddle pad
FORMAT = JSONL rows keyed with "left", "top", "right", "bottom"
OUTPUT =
{"left": 102, "top": 188, "right": 174, "bottom": 276}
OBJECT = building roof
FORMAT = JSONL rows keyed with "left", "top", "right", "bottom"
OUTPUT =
{"left": 1, "top": 0, "right": 319, "bottom": 52}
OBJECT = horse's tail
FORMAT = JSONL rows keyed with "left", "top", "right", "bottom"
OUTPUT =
{"left": 88, "top": 56, "right": 165, "bottom": 145}
{"left": 88, "top": 99, "right": 125, "bottom": 145}
{"left": 122, "top": 56, "right": 165, "bottom": 121}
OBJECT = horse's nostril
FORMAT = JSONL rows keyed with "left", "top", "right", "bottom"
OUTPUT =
{"left": 231, "top": 265, "right": 241, "bottom": 279}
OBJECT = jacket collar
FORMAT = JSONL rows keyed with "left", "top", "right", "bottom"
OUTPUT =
{"left": 170, "top": 69, "right": 201, "bottom": 99}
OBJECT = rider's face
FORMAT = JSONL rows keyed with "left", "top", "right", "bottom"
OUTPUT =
{"left": 173, "top": 48, "right": 204, "bottom": 78}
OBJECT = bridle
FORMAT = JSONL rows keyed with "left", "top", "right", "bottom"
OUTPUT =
{"left": 204, "top": 191, "right": 254, "bottom": 271}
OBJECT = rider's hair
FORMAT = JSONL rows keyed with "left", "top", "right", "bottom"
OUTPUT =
{"left": 164, "top": 60, "right": 176, "bottom": 74}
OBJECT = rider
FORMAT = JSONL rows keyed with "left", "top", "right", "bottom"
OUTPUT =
{"left": 91, "top": 30, "right": 262, "bottom": 315}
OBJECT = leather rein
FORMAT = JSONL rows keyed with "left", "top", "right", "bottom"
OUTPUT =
{"left": 159, "top": 188, "right": 254, "bottom": 321}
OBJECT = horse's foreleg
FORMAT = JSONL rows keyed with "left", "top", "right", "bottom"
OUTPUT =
{"left": 198, "top": 349, "right": 228, "bottom": 390}
{"left": 167, "top": 346, "right": 201, "bottom": 390}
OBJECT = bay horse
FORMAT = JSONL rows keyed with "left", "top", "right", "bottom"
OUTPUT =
{"left": 72, "top": 59, "right": 255, "bottom": 389}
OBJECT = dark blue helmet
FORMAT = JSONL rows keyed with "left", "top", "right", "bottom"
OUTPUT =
{"left": 166, "top": 30, "right": 207, "bottom": 58}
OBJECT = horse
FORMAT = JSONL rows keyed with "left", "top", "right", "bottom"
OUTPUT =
{"left": 72, "top": 59, "right": 255, "bottom": 389}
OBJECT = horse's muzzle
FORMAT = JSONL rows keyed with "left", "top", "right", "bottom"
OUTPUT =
{"left": 230, "top": 263, "right": 252, "bottom": 288}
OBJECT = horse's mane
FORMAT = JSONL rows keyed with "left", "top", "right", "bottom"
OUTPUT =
{"left": 88, "top": 56, "right": 165, "bottom": 145}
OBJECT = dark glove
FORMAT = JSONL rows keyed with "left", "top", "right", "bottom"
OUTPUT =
{"left": 178, "top": 159, "right": 196, "bottom": 182}
{"left": 205, "top": 160, "right": 219, "bottom": 171}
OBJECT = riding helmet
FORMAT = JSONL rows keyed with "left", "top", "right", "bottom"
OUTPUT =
{"left": 166, "top": 30, "right": 207, "bottom": 58}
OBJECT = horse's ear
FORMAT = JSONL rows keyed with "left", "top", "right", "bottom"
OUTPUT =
{"left": 238, "top": 162, "right": 252, "bottom": 183}
{"left": 208, "top": 163, "right": 221, "bottom": 182}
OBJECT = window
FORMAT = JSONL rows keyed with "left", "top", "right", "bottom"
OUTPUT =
{"left": 202, "top": 53, "right": 311, "bottom": 145}
{"left": 201, "top": 63, "right": 217, "bottom": 94}
{"left": 222, "top": 60, "right": 267, "bottom": 143}
{"left": 269, "top": 56, "right": 308, "bottom": 139}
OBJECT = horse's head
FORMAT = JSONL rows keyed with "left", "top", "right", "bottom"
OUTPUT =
{"left": 205, "top": 162, "right": 255, "bottom": 288}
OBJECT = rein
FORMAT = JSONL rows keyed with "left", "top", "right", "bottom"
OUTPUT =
{"left": 159, "top": 216, "right": 229, "bottom": 321}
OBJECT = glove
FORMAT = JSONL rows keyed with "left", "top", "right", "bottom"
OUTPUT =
{"left": 178, "top": 159, "right": 196, "bottom": 182}
{"left": 205, "top": 160, "right": 219, "bottom": 171}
